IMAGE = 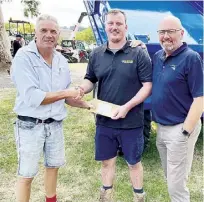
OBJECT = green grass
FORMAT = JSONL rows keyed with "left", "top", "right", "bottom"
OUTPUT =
{"left": 0, "top": 88, "right": 203, "bottom": 202}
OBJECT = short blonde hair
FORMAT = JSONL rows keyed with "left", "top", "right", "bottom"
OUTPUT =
{"left": 106, "top": 9, "right": 127, "bottom": 23}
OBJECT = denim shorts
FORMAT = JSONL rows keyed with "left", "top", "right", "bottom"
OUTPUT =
{"left": 95, "top": 125, "right": 144, "bottom": 165}
{"left": 14, "top": 119, "right": 65, "bottom": 178}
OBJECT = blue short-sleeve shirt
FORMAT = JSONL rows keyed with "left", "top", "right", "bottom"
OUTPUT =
{"left": 152, "top": 42, "right": 203, "bottom": 125}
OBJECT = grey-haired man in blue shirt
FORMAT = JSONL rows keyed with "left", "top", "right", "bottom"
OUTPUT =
{"left": 11, "top": 14, "right": 88, "bottom": 202}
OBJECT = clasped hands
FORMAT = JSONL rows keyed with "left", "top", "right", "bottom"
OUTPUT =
{"left": 68, "top": 86, "right": 85, "bottom": 100}
{"left": 65, "top": 86, "right": 95, "bottom": 110}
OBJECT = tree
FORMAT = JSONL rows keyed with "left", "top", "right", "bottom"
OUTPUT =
{"left": 0, "top": 5, "right": 12, "bottom": 70}
{"left": 21, "top": 0, "right": 40, "bottom": 18}
{"left": 0, "top": 0, "right": 40, "bottom": 71}
{"left": 75, "top": 27, "right": 96, "bottom": 45}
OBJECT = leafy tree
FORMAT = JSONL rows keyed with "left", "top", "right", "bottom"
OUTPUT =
{"left": 75, "top": 27, "right": 96, "bottom": 45}
{"left": 21, "top": 0, "right": 40, "bottom": 18}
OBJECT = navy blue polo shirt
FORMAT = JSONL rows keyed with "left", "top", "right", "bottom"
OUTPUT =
{"left": 152, "top": 42, "right": 203, "bottom": 125}
{"left": 85, "top": 41, "right": 152, "bottom": 129}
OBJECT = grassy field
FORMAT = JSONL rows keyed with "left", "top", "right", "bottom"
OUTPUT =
{"left": 0, "top": 75, "right": 203, "bottom": 201}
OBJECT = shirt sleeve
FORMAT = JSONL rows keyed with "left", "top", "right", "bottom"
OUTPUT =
{"left": 11, "top": 53, "right": 46, "bottom": 108}
{"left": 84, "top": 51, "right": 98, "bottom": 83}
{"left": 136, "top": 47, "right": 152, "bottom": 82}
{"left": 61, "top": 55, "right": 71, "bottom": 89}
{"left": 66, "top": 62, "right": 71, "bottom": 89}
{"left": 187, "top": 52, "right": 203, "bottom": 98}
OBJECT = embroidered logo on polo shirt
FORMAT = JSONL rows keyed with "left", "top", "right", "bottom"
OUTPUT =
{"left": 122, "top": 60, "right": 133, "bottom": 64}
{"left": 170, "top": 65, "right": 176, "bottom": 70}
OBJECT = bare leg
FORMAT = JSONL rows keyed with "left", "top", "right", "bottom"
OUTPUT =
{"left": 16, "top": 177, "right": 33, "bottom": 202}
{"left": 129, "top": 161, "right": 143, "bottom": 189}
{"left": 101, "top": 157, "right": 116, "bottom": 186}
{"left": 44, "top": 168, "right": 59, "bottom": 198}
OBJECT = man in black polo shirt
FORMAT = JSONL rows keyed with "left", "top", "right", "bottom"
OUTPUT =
{"left": 80, "top": 9, "right": 152, "bottom": 202}
{"left": 152, "top": 16, "right": 203, "bottom": 202}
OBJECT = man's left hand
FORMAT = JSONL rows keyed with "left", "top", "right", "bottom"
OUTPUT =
{"left": 111, "top": 105, "right": 129, "bottom": 120}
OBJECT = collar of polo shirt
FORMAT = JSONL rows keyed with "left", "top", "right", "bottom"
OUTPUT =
{"left": 102, "top": 41, "right": 131, "bottom": 54}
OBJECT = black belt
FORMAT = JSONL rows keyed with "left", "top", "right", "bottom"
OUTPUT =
{"left": 17, "top": 115, "right": 55, "bottom": 124}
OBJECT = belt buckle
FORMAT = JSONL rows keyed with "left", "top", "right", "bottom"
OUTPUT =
{"left": 36, "top": 119, "right": 44, "bottom": 124}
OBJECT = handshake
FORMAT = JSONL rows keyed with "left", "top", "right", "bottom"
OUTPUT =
{"left": 64, "top": 86, "right": 95, "bottom": 110}
{"left": 68, "top": 86, "right": 84, "bottom": 100}
{"left": 67, "top": 86, "right": 85, "bottom": 100}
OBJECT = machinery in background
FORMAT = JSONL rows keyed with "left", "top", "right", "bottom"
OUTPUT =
{"left": 59, "top": 12, "right": 89, "bottom": 63}
{"left": 60, "top": 39, "right": 89, "bottom": 63}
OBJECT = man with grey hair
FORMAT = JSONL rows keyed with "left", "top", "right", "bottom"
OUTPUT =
{"left": 152, "top": 16, "right": 203, "bottom": 201}
{"left": 11, "top": 14, "right": 88, "bottom": 202}
{"left": 80, "top": 9, "right": 152, "bottom": 202}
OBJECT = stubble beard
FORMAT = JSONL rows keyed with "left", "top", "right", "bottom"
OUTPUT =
{"left": 111, "top": 38, "right": 121, "bottom": 43}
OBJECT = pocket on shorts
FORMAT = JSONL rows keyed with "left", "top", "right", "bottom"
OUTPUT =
{"left": 53, "top": 120, "right": 63, "bottom": 129}
{"left": 18, "top": 120, "right": 36, "bottom": 130}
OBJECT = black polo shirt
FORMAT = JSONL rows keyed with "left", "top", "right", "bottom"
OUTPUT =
{"left": 85, "top": 41, "right": 152, "bottom": 129}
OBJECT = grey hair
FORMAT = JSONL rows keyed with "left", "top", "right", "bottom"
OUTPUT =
{"left": 106, "top": 9, "right": 127, "bottom": 23}
{"left": 35, "top": 14, "right": 59, "bottom": 30}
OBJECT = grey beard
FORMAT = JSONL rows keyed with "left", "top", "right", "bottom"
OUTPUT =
{"left": 162, "top": 44, "right": 174, "bottom": 51}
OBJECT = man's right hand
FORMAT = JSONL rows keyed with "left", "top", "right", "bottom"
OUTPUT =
{"left": 41, "top": 87, "right": 84, "bottom": 105}
{"left": 65, "top": 87, "right": 84, "bottom": 100}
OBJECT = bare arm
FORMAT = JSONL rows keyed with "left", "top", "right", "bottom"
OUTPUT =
{"left": 183, "top": 96, "right": 203, "bottom": 133}
{"left": 41, "top": 88, "right": 82, "bottom": 105}
{"left": 65, "top": 98, "right": 90, "bottom": 109}
{"left": 124, "top": 82, "right": 152, "bottom": 111}
{"left": 112, "top": 82, "right": 152, "bottom": 119}
{"left": 80, "top": 79, "right": 94, "bottom": 94}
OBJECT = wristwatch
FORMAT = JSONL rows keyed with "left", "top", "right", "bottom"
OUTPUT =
{"left": 182, "top": 128, "right": 190, "bottom": 137}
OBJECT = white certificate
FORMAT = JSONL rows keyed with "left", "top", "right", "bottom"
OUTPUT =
{"left": 89, "top": 99, "right": 119, "bottom": 118}
{"left": 97, "top": 103, "right": 112, "bottom": 115}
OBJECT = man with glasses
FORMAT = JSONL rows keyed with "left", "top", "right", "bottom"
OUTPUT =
{"left": 152, "top": 16, "right": 203, "bottom": 202}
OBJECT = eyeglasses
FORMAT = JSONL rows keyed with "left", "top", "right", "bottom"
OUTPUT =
{"left": 157, "top": 29, "right": 182, "bottom": 35}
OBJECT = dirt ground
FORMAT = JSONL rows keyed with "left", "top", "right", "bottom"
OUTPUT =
{"left": 0, "top": 70, "right": 14, "bottom": 88}
{"left": 0, "top": 63, "right": 87, "bottom": 89}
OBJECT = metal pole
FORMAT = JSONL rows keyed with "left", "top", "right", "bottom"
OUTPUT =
{"left": 23, "top": 22, "right": 25, "bottom": 39}
{"left": 17, "top": 22, "right": 19, "bottom": 34}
